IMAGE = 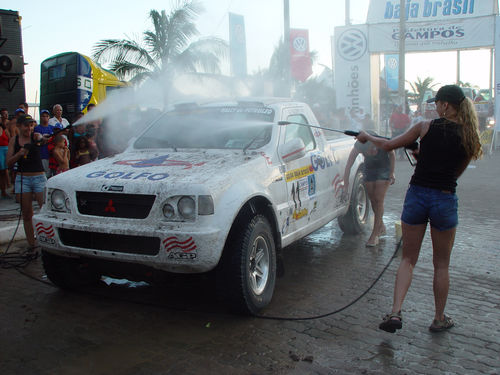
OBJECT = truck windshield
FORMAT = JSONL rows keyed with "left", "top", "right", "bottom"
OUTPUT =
{"left": 134, "top": 113, "right": 273, "bottom": 150}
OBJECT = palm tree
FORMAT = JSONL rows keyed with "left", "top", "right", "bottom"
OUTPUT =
{"left": 92, "top": 1, "right": 227, "bottom": 103}
{"left": 408, "top": 77, "right": 438, "bottom": 111}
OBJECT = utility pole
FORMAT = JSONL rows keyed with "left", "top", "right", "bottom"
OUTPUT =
{"left": 398, "top": 0, "right": 406, "bottom": 113}
{"left": 283, "top": 0, "right": 291, "bottom": 97}
{"left": 345, "top": 0, "right": 350, "bottom": 25}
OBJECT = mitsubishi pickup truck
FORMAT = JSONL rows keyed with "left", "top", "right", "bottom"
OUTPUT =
{"left": 34, "top": 98, "right": 370, "bottom": 314}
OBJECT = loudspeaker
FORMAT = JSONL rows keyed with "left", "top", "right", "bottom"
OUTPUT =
{"left": 0, "top": 54, "right": 24, "bottom": 74}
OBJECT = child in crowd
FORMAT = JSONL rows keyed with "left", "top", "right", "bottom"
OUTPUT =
{"left": 86, "top": 127, "right": 99, "bottom": 161}
{"left": 74, "top": 136, "right": 91, "bottom": 166}
{"left": 52, "top": 135, "right": 70, "bottom": 174}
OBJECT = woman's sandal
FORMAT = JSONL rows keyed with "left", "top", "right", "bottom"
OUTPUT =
{"left": 366, "top": 237, "right": 379, "bottom": 247}
{"left": 379, "top": 311, "right": 403, "bottom": 333}
{"left": 429, "top": 314, "right": 454, "bottom": 332}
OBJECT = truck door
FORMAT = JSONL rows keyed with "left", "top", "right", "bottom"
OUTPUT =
{"left": 280, "top": 113, "right": 330, "bottom": 240}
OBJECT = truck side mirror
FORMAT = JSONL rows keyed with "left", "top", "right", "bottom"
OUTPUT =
{"left": 279, "top": 138, "right": 306, "bottom": 163}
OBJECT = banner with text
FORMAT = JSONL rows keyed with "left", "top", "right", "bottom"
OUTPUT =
{"left": 334, "top": 25, "right": 372, "bottom": 116}
{"left": 229, "top": 13, "right": 247, "bottom": 77}
{"left": 367, "top": 0, "right": 497, "bottom": 24}
{"left": 369, "top": 15, "right": 494, "bottom": 53}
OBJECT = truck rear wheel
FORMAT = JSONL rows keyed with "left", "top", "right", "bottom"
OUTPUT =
{"left": 338, "top": 170, "right": 371, "bottom": 234}
{"left": 216, "top": 215, "right": 276, "bottom": 315}
{"left": 42, "top": 251, "right": 101, "bottom": 289}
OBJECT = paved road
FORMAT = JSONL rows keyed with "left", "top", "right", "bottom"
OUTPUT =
{"left": 0, "top": 153, "right": 499, "bottom": 375}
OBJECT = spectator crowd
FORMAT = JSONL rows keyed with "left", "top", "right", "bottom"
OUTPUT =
{"left": 0, "top": 102, "right": 116, "bottom": 200}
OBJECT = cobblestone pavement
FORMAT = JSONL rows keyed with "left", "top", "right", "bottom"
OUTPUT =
{"left": 0, "top": 153, "right": 499, "bottom": 375}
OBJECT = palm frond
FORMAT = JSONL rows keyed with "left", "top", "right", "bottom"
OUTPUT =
{"left": 108, "top": 59, "right": 153, "bottom": 81}
{"left": 92, "top": 38, "right": 158, "bottom": 71}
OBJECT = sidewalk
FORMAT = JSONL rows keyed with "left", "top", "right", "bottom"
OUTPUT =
{"left": 0, "top": 197, "right": 27, "bottom": 246}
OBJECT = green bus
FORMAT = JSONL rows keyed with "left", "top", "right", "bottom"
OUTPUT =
{"left": 40, "top": 52, "right": 126, "bottom": 122}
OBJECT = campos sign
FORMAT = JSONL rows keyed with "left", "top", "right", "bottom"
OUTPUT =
{"left": 369, "top": 15, "right": 495, "bottom": 52}
{"left": 367, "top": 0, "right": 497, "bottom": 23}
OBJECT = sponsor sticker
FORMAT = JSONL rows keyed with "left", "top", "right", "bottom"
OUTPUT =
{"left": 285, "top": 165, "right": 314, "bottom": 182}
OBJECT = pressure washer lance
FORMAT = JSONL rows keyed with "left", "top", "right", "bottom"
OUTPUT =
{"left": 277, "top": 120, "right": 419, "bottom": 165}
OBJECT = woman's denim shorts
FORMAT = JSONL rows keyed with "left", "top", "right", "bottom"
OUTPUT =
{"left": 14, "top": 174, "right": 47, "bottom": 194}
{"left": 364, "top": 167, "right": 390, "bottom": 182}
{"left": 401, "top": 184, "right": 458, "bottom": 231}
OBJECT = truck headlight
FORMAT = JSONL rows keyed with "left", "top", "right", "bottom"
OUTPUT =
{"left": 198, "top": 195, "right": 214, "bottom": 215}
{"left": 162, "top": 203, "right": 175, "bottom": 219}
{"left": 178, "top": 196, "right": 196, "bottom": 219}
{"left": 50, "top": 189, "right": 70, "bottom": 212}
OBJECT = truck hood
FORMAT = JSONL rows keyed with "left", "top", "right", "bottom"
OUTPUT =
{"left": 47, "top": 150, "right": 258, "bottom": 194}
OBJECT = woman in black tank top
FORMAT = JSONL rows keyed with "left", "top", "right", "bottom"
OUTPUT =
{"left": 355, "top": 85, "right": 482, "bottom": 334}
{"left": 6, "top": 115, "right": 50, "bottom": 252}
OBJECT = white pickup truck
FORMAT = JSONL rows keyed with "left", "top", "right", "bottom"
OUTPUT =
{"left": 34, "top": 98, "right": 370, "bottom": 314}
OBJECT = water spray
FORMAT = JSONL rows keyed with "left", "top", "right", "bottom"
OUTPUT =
{"left": 277, "top": 120, "right": 360, "bottom": 137}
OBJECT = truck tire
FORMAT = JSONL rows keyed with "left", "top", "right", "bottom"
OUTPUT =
{"left": 42, "top": 250, "right": 101, "bottom": 289}
{"left": 216, "top": 215, "right": 276, "bottom": 315}
{"left": 338, "top": 170, "right": 371, "bottom": 234}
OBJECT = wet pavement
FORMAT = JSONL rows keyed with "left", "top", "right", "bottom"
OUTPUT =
{"left": 0, "top": 152, "right": 499, "bottom": 374}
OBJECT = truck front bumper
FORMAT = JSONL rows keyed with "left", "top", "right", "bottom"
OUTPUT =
{"left": 33, "top": 215, "right": 223, "bottom": 273}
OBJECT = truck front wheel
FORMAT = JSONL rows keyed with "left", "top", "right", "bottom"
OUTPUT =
{"left": 42, "top": 251, "right": 101, "bottom": 289}
{"left": 338, "top": 170, "right": 371, "bottom": 234}
{"left": 217, "top": 215, "right": 276, "bottom": 315}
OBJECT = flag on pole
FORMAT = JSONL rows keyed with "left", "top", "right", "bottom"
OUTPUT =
{"left": 384, "top": 54, "right": 399, "bottom": 91}
{"left": 290, "top": 29, "right": 312, "bottom": 82}
{"left": 229, "top": 13, "right": 247, "bottom": 77}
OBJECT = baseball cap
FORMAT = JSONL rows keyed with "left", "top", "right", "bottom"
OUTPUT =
{"left": 15, "top": 108, "right": 25, "bottom": 114}
{"left": 426, "top": 85, "right": 466, "bottom": 105}
{"left": 22, "top": 115, "right": 37, "bottom": 126}
{"left": 40, "top": 109, "right": 50, "bottom": 115}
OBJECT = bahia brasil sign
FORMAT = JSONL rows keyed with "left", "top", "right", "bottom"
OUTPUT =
{"left": 368, "top": 0, "right": 497, "bottom": 23}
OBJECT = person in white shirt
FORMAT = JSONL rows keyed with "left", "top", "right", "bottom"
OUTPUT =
{"left": 48, "top": 104, "right": 69, "bottom": 130}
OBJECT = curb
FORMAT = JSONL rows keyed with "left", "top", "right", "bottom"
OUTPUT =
{"left": 0, "top": 219, "right": 25, "bottom": 246}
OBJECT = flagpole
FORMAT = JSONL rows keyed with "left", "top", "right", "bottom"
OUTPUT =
{"left": 345, "top": 0, "right": 350, "bottom": 25}
{"left": 284, "top": 0, "right": 291, "bottom": 97}
{"left": 398, "top": 0, "right": 406, "bottom": 113}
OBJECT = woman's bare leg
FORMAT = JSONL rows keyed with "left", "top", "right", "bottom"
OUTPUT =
{"left": 430, "top": 226, "right": 456, "bottom": 321}
{"left": 391, "top": 222, "right": 427, "bottom": 313}
{"left": 20, "top": 192, "right": 35, "bottom": 247}
{"left": 365, "top": 180, "right": 390, "bottom": 244}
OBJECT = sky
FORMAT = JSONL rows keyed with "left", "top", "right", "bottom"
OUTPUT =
{"left": 2, "top": 0, "right": 496, "bottom": 105}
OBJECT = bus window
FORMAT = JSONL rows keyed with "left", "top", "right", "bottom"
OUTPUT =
{"left": 48, "top": 64, "right": 66, "bottom": 80}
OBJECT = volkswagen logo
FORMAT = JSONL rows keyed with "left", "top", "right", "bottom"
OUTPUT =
{"left": 337, "top": 29, "right": 367, "bottom": 62}
{"left": 293, "top": 37, "right": 308, "bottom": 53}
{"left": 387, "top": 57, "right": 398, "bottom": 70}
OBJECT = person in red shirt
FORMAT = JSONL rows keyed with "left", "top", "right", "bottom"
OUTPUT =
{"left": 0, "top": 108, "right": 10, "bottom": 197}
{"left": 389, "top": 105, "right": 411, "bottom": 159}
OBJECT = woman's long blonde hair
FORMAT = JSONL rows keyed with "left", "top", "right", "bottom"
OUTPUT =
{"left": 452, "top": 97, "right": 483, "bottom": 160}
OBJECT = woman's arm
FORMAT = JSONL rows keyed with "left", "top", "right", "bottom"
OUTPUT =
{"left": 343, "top": 147, "right": 361, "bottom": 190}
{"left": 6, "top": 136, "right": 26, "bottom": 168}
{"left": 357, "top": 121, "right": 429, "bottom": 151}
{"left": 388, "top": 150, "right": 396, "bottom": 185}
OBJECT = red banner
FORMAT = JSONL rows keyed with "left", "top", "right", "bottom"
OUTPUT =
{"left": 290, "top": 29, "right": 312, "bottom": 82}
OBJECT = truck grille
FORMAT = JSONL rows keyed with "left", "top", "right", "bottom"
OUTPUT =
{"left": 76, "top": 192, "right": 155, "bottom": 219}
{"left": 58, "top": 228, "right": 160, "bottom": 256}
